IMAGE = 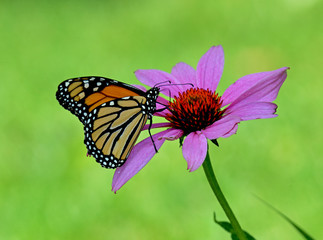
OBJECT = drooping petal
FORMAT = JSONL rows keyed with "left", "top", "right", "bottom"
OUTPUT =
{"left": 222, "top": 124, "right": 239, "bottom": 138}
{"left": 227, "top": 102, "right": 278, "bottom": 121}
{"left": 202, "top": 115, "right": 240, "bottom": 140}
{"left": 112, "top": 130, "right": 167, "bottom": 193}
{"left": 158, "top": 128, "right": 184, "bottom": 141}
{"left": 196, "top": 45, "right": 224, "bottom": 91}
{"left": 222, "top": 67, "right": 289, "bottom": 109}
{"left": 135, "top": 69, "right": 179, "bottom": 97}
{"left": 171, "top": 62, "right": 197, "bottom": 95}
{"left": 182, "top": 131, "right": 208, "bottom": 172}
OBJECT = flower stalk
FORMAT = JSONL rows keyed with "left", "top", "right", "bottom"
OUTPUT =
{"left": 202, "top": 150, "right": 247, "bottom": 240}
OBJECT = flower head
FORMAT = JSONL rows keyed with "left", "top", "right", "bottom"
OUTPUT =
{"left": 112, "top": 45, "right": 288, "bottom": 192}
{"left": 166, "top": 88, "right": 225, "bottom": 135}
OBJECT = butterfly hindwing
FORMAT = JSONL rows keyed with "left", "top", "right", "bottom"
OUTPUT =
{"left": 56, "top": 76, "right": 160, "bottom": 169}
{"left": 83, "top": 96, "right": 149, "bottom": 168}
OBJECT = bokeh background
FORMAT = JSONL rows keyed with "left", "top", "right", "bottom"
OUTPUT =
{"left": 1, "top": 0, "right": 322, "bottom": 239}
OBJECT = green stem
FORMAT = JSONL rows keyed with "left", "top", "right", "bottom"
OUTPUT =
{"left": 202, "top": 150, "right": 247, "bottom": 240}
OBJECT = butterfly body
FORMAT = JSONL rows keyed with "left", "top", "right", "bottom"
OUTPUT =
{"left": 56, "top": 76, "right": 160, "bottom": 168}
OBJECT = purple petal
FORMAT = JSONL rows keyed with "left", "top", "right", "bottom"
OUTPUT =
{"left": 157, "top": 96, "right": 169, "bottom": 106}
{"left": 154, "top": 110, "right": 169, "bottom": 118}
{"left": 142, "top": 122, "right": 171, "bottom": 131}
{"left": 222, "top": 67, "right": 289, "bottom": 109}
{"left": 158, "top": 128, "right": 183, "bottom": 141}
{"left": 182, "top": 131, "right": 208, "bottom": 172}
{"left": 222, "top": 124, "right": 239, "bottom": 138}
{"left": 135, "top": 69, "right": 179, "bottom": 97}
{"left": 202, "top": 115, "right": 240, "bottom": 140}
{"left": 196, "top": 45, "right": 224, "bottom": 91}
{"left": 112, "top": 130, "right": 167, "bottom": 193}
{"left": 132, "top": 84, "right": 147, "bottom": 92}
{"left": 171, "top": 62, "right": 196, "bottom": 95}
{"left": 227, "top": 102, "right": 278, "bottom": 121}
{"left": 155, "top": 96, "right": 170, "bottom": 116}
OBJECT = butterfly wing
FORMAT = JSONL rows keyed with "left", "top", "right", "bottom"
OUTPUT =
{"left": 56, "top": 76, "right": 145, "bottom": 123}
{"left": 84, "top": 96, "right": 149, "bottom": 168}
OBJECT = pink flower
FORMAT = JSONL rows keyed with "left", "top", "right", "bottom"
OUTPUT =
{"left": 112, "top": 45, "right": 288, "bottom": 192}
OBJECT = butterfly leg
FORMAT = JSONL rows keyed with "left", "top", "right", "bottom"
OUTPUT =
{"left": 155, "top": 106, "right": 169, "bottom": 113}
{"left": 148, "top": 117, "right": 158, "bottom": 153}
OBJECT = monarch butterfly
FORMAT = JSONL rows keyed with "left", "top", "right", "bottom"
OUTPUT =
{"left": 56, "top": 76, "right": 160, "bottom": 169}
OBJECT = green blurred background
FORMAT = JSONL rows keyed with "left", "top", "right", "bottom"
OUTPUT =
{"left": 1, "top": 0, "right": 322, "bottom": 239}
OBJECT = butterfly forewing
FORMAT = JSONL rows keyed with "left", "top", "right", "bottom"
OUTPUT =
{"left": 56, "top": 76, "right": 145, "bottom": 123}
{"left": 56, "top": 76, "right": 160, "bottom": 169}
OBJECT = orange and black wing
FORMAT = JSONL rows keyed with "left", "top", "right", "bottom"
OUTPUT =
{"left": 84, "top": 96, "right": 149, "bottom": 168}
{"left": 56, "top": 76, "right": 145, "bottom": 124}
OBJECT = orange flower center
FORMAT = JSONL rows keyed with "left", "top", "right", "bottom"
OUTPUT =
{"left": 165, "top": 88, "right": 225, "bottom": 135}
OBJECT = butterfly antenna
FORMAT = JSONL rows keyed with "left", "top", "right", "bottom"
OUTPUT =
{"left": 154, "top": 80, "right": 171, "bottom": 88}
{"left": 157, "top": 82, "right": 194, "bottom": 88}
